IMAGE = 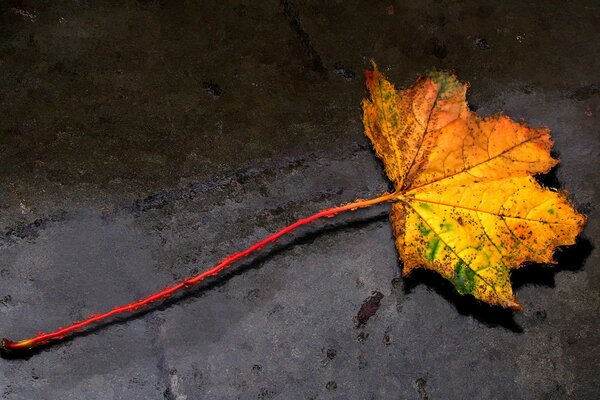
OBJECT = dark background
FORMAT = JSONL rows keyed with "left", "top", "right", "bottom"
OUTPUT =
{"left": 1, "top": 1, "right": 598, "bottom": 399}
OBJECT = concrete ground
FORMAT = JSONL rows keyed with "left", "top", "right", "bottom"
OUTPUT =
{"left": 0, "top": 1, "right": 598, "bottom": 399}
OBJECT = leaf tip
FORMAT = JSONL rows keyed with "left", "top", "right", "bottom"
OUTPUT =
{"left": 504, "top": 298, "right": 523, "bottom": 312}
{"left": 364, "top": 60, "right": 380, "bottom": 86}
{"left": 425, "top": 68, "right": 466, "bottom": 97}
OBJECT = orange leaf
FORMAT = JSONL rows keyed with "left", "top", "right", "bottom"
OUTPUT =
{"left": 362, "top": 62, "right": 586, "bottom": 310}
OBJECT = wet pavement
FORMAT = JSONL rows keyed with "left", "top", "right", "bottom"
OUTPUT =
{"left": 0, "top": 1, "right": 598, "bottom": 399}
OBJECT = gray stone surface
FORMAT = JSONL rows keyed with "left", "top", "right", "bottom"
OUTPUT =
{"left": 0, "top": 1, "right": 598, "bottom": 399}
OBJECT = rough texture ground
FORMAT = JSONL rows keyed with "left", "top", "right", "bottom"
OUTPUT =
{"left": 0, "top": 1, "right": 598, "bottom": 399}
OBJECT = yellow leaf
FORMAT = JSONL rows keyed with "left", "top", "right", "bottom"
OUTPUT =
{"left": 363, "top": 63, "right": 586, "bottom": 310}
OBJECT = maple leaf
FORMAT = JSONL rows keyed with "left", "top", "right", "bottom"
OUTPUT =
{"left": 362, "top": 63, "right": 586, "bottom": 310}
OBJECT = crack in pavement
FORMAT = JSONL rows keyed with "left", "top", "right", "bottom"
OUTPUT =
{"left": 1, "top": 143, "right": 373, "bottom": 247}
{"left": 281, "top": 0, "right": 326, "bottom": 73}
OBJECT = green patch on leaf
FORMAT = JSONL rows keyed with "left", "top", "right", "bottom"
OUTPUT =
{"left": 419, "top": 202, "right": 433, "bottom": 211}
{"left": 417, "top": 222, "right": 431, "bottom": 236}
{"left": 439, "top": 222, "right": 453, "bottom": 232}
{"left": 426, "top": 236, "right": 441, "bottom": 262}
{"left": 426, "top": 70, "right": 462, "bottom": 99}
{"left": 453, "top": 261, "right": 476, "bottom": 295}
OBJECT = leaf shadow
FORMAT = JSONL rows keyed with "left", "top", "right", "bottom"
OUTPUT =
{"left": 402, "top": 236, "right": 593, "bottom": 333}
{"left": 511, "top": 236, "right": 593, "bottom": 289}
{"left": 535, "top": 161, "right": 562, "bottom": 190}
{"left": 402, "top": 269, "right": 524, "bottom": 332}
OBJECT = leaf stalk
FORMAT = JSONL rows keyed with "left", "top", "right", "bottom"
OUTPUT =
{"left": 2, "top": 191, "right": 399, "bottom": 352}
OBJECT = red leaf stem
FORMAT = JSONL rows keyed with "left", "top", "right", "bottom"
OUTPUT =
{"left": 2, "top": 191, "right": 398, "bottom": 351}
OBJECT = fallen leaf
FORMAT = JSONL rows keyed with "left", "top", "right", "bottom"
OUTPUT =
{"left": 362, "top": 63, "right": 586, "bottom": 310}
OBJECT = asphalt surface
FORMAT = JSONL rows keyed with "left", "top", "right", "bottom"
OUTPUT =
{"left": 0, "top": 1, "right": 599, "bottom": 399}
